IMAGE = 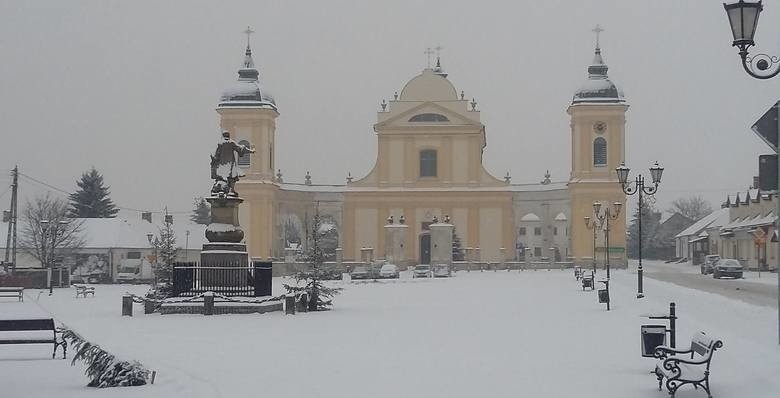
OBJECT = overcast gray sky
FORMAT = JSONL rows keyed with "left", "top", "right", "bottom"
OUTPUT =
{"left": 1, "top": 0, "right": 779, "bottom": 220}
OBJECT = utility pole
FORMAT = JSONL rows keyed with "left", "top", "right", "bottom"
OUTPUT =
{"left": 4, "top": 166, "right": 18, "bottom": 274}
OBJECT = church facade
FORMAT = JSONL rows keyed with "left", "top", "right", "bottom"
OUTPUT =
{"left": 221, "top": 37, "right": 627, "bottom": 266}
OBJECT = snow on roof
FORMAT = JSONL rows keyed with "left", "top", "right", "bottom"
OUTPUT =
{"left": 674, "top": 208, "right": 730, "bottom": 239}
{"left": 722, "top": 212, "right": 776, "bottom": 231}
{"left": 554, "top": 212, "right": 568, "bottom": 221}
{"left": 0, "top": 217, "right": 208, "bottom": 250}
{"left": 520, "top": 213, "right": 541, "bottom": 222}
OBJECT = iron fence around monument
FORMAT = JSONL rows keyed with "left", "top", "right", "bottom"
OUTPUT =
{"left": 172, "top": 261, "right": 272, "bottom": 297}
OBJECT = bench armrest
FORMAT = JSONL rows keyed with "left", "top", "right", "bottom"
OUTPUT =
{"left": 654, "top": 345, "right": 691, "bottom": 359}
{"left": 662, "top": 355, "right": 711, "bottom": 370}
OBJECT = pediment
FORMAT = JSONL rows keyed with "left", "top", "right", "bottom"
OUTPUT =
{"left": 375, "top": 101, "right": 481, "bottom": 129}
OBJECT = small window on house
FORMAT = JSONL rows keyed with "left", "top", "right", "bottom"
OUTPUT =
{"left": 409, "top": 113, "right": 449, "bottom": 122}
{"left": 518, "top": 227, "right": 526, "bottom": 236}
{"left": 534, "top": 247, "right": 542, "bottom": 257}
{"left": 593, "top": 137, "right": 607, "bottom": 166}
{"left": 534, "top": 227, "right": 542, "bottom": 236}
{"left": 554, "top": 227, "right": 558, "bottom": 236}
{"left": 238, "top": 140, "right": 251, "bottom": 167}
{"left": 420, "top": 150, "right": 437, "bottom": 177}
{"left": 127, "top": 251, "right": 142, "bottom": 259}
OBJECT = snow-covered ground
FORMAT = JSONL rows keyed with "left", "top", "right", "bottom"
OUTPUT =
{"left": 1, "top": 269, "right": 779, "bottom": 398}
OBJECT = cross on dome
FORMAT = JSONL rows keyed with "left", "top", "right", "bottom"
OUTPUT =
{"left": 592, "top": 24, "right": 604, "bottom": 49}
{"left": 424, "top": 47, "right": 434, "bottom": 68}
{"left": 243, "top": 26, "right": 255, "bottom": 48}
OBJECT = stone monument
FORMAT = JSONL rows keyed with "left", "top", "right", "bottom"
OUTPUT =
{"left": 202, "top": 131, "right": 254, "bottom": 268}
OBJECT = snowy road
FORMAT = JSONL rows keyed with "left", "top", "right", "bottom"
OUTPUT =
{"left": 640, "top": 260, "right": 779, "bottom": 308}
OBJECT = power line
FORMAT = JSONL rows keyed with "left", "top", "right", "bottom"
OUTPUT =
{"left": 17, "top": 171, "right": 192, "bottom": 215}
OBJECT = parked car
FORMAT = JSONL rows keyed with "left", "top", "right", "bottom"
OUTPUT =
{"left": 379, "top": 264, "right": 400, "bottom": 279}
{"left": 433, "top": 264, "right": 451, "bottom": 277}
{"left": 350, "top": 266, "right": 370, "bottom": 280}
{"left": 412, "top": 264, "right": 432, "bottom": 278}
{"left": 700, "top": 255, "right": 720, "bottom": 275}
{"left": 713, "top": 259, "right": 743, "bottom": 279}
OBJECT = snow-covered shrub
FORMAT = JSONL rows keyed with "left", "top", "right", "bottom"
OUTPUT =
{"left": 62, "top": 328, "right": 150, "bottom": 388}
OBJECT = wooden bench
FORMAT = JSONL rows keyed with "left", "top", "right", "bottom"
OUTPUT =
{"left": 0, "top": 318, "right": 66, "bottom": 359}
{"left": 72, "top": 284, "right": 95, "bottom": 298}
{"left": 0, "top": 286, "right": 24, "bottom": 302}
{"left": 653, "top": 331, "right": 723, "bottom": 398}
{"left": 581, "top": 272, "right": 594, "bottom": 290}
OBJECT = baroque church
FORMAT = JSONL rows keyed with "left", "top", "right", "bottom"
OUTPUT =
{"left": 219, "top": 33, "right": 627, "bottom": 266}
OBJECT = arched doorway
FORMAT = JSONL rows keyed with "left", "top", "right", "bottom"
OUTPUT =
{"left": 419, "top": 233, "right": 431, "bottom": 264}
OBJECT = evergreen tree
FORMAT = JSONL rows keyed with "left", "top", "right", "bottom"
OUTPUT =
{"left": 68, "top": 167, "right": 119, "bottom": 218}
{"left": 190, "top": 197, "right": 211, "bottom": 225}
{"left": 284, "top": 206, "right": 342, "bottom": 310}
{"left": 627, "top": 198, "right": 662, "bottom": 259}
{"left": 147, "top": 218, "right": 177, "bottom": 299}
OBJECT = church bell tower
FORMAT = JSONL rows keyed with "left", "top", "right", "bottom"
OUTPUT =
{"left": 568, "top": 27, "right": 628, "bottom": 266}
{"left": 218, "top": 27, "right": 280, "bottom": 259}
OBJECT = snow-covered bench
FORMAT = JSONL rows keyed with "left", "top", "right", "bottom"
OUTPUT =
{"left": 0, "top": 318, "right": 66, "bottom": 359}
{"left": 72, "top": 284, "right": 95, "bottom": 298}
{"left": 0, "top": 286, "right": 23, "bottom": 302}
{"left": 653, "top": 331, "right": 723, "bottom": 398}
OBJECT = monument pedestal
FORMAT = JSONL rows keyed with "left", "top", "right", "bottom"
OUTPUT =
{"left": 202, "top": 195, "right": 249, "bottom": 288}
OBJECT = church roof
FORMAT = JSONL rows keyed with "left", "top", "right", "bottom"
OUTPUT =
{"left": 218, "top": 34, "right": 277, "bottom": 110}
{"left": 572, "top": 44, "right": 625, "bottom": 105}
{"left": 399, "top": 66, "right": 458, "bottom": 102}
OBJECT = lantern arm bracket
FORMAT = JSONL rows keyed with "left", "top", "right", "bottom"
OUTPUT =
{"left": 740, "top": 48, "right": 780, "bottom": 79}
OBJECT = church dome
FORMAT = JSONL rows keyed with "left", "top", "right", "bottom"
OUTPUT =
{"left": 572, "top": 46, "right": 625, "bottom": 105}
{"left": 218, "top": 44, "right": 277, "bottom": 109}
{"left": 399, "top": 61, "right": 458, "bottom": 101}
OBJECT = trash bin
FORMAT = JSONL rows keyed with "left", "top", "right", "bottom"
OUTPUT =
{"left": 641, "top": 325, "right": 667, "bottom": 357}
{"left": 597, "top": 289, "right": 609, "bottom": 303}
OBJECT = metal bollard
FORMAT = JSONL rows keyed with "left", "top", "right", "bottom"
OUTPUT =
{"left": 122, "top": 295, "right": 133, "bottom": 317}
{"left": 203, "top": 293, "right": 214, "bottom": 316}
{"left": 285, "top": 295, "right": 296, "bottom": 315}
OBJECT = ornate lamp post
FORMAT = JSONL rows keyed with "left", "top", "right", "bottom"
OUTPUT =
{"left": 592, "top": 201, "right": 622, "bottom": 280}
{"left": 583, "top": 216, "right": 599, "bottom": 275}
{"left": 616, "top": 161, "right": 663, "bottom": 298}
{"left": 724, "top": 0, "right": 780, "bottom": 344}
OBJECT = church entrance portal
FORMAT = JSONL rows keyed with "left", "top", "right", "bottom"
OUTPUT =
{"left": 419, "top": 233, "right": 431, "bottom": 264}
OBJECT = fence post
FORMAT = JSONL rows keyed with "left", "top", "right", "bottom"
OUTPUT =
{"left": 122, "top": 294, "right": 133, "bottom": 317}
{"left": 144, "top": 300, "right": 155, "bottom": 314}
{"left": 203, "top": 292, "right": 214, "bottom": 316}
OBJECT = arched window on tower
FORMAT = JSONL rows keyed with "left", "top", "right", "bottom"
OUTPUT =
{"left": 238, "top": 140, "right": 251, "bottom": 167}
{"left": 420, "top": 149, "right": 437, "bottom": 177}
{"left": 593, "top": 137, "right": 607, "bottom": 167}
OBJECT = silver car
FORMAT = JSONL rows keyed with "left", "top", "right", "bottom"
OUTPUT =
{"left": 412, "top": 264, "right": 432, "bottom": 278}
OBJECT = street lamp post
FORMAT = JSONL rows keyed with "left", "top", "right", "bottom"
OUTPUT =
{"left": 583, "top": 216, "right": 599, "bottom": 275}
{"left": 592, "top": 201, "right": 623, "bottom": 280}
{"left": 616, "top": 161, "right": 664, "bottom": 299}
{"left": 724, "top": 0, "right": 780, "bottom": 345}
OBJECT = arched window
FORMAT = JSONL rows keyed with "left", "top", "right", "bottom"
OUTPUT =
{"left": 238, "top": 140, "right": 251, "bottom": 167}
{"left": 593, "top": 137, "right": 607, "bottom": 166}
{"left": 409, "top": 113, "right": 449, "bottom": 122}
{"left": 420, "top": 149, "right": 437, "bottom": 177}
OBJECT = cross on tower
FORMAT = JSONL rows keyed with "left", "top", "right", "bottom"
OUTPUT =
{"left": 424, "top": 47, "right": 434, "bottom": 68}
{"left": 243, "top": 26, "right": 255, "bottom": 48}
{"left": 592, "top": 24, "right": 604, "bottom": 48}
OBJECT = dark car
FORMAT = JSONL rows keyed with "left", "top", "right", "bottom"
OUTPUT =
{"left": 350, "top": 266, "right": 370, "bottom": 280}
{"left": 713, "top": 259, "right": 743, "bottom": 279}
{"left": 700, "top": 255, "right": 720, "bottom": 275}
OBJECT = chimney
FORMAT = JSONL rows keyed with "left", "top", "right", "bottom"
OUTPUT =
{"left": 141, "top": 212, "right": 152, "bottom": 223}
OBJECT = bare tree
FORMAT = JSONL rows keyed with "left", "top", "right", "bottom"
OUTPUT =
{"left": 667, "top": 195, "right": 713, "bottom": 221}
{"left": 19, "top": 194, "right": 84, "bottom": 268}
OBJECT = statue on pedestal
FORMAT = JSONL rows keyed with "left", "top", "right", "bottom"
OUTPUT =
{"left": 210, "top": 131, "right": 255, "bottom": 197}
